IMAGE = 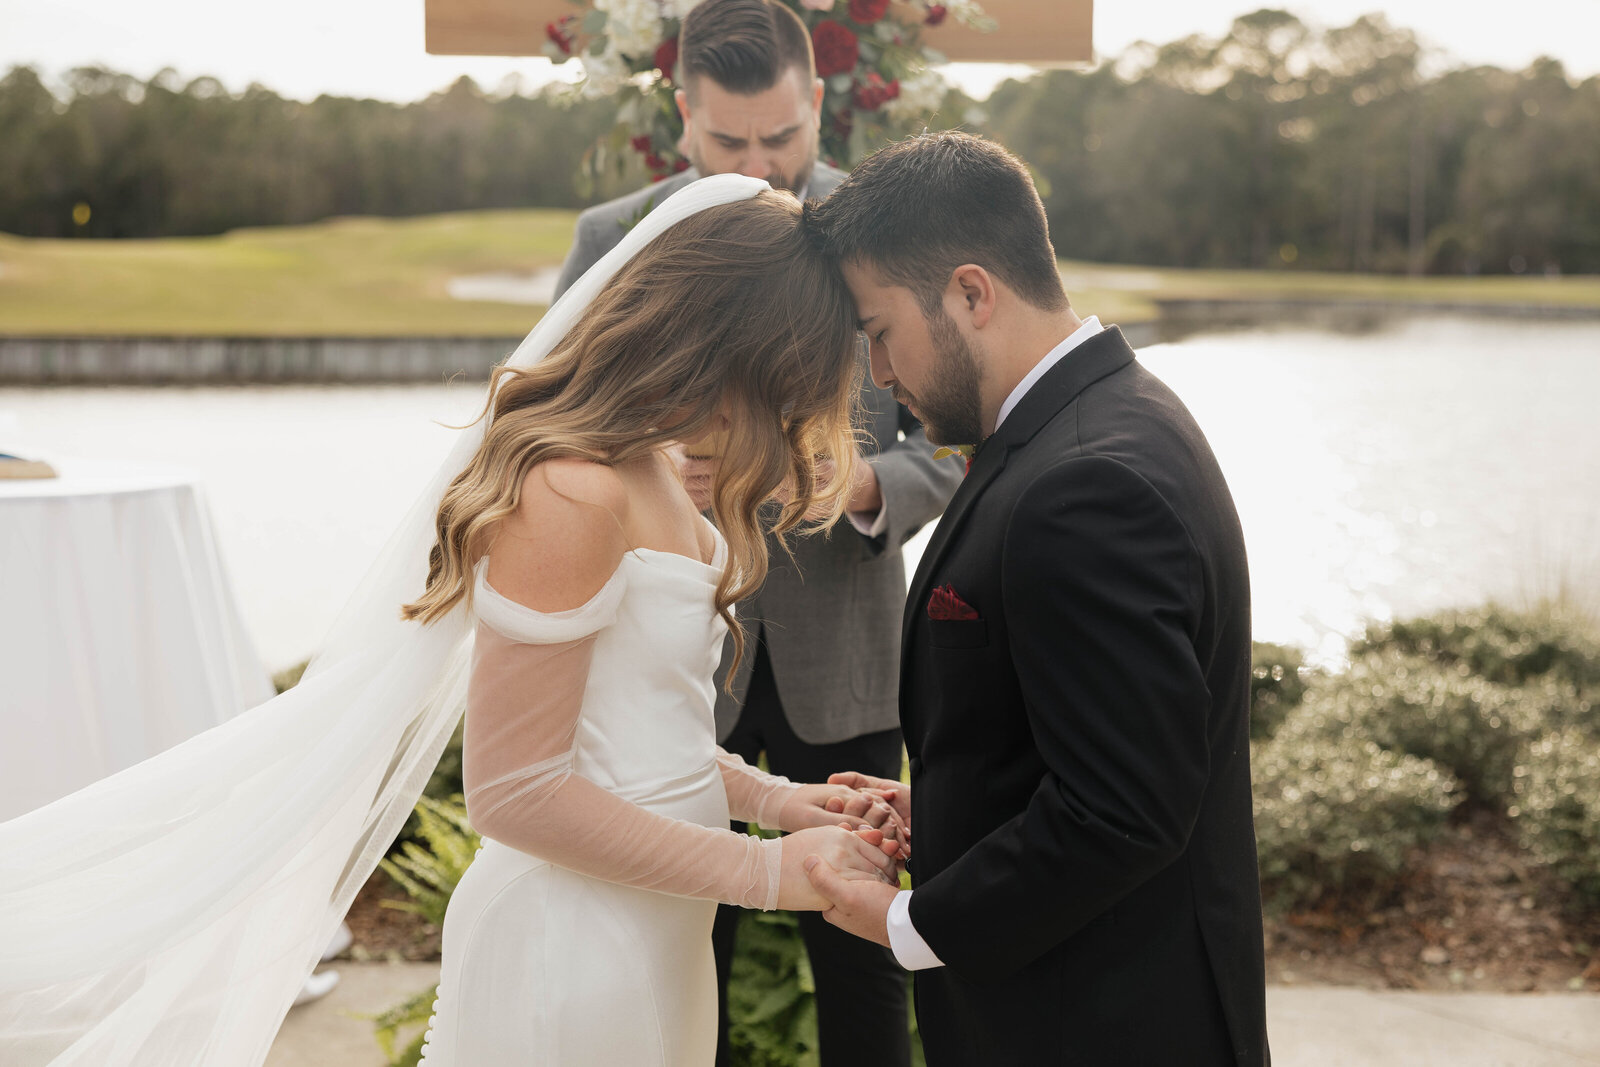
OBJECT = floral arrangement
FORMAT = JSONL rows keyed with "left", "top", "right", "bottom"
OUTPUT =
{"left": 541, "top": 0, "right": 993, "bottom": 181}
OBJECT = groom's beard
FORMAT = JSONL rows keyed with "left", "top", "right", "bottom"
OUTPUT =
{"left": 899, "top": 310, "right": 985, "bottom": 447}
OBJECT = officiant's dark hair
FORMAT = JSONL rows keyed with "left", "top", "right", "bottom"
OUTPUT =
{"left": 806, "top": 131, "right": 1070, "bottom": 315}
{"left": 679, "top": 0, "right": 815, "bottom": 99}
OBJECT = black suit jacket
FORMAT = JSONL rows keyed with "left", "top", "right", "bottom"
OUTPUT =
{"left": 902, "top": 327, "right": 1269, "bottom": 1065}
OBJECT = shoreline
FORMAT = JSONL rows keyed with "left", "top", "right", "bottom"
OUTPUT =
{"left": 4, "top": 298, "right": 1597, "bottom": 384}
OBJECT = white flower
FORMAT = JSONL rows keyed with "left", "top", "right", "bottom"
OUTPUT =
{"left": 660, "top": 0, "right": 706, "bottom": 17}
{"left": 595, "top": 0, "right": 669, "bottom": 57}
{"left": 882, "top": 66, "right": 949, "bottom": 123}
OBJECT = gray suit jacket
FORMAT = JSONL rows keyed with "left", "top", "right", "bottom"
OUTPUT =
{"left": 554, "top": 163, "right": 964, "bottom": 745}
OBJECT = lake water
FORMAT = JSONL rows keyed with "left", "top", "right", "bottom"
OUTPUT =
{"left": 6, "top": 315, "right": 1597, "bottom": 671}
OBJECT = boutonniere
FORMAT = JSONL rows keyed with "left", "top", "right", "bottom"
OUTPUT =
{"left": 932, "top": 443, "right": 977, "bottom": 474}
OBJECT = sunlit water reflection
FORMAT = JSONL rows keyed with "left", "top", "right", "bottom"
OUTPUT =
{"left": 6, "top": 316, "right": 1596, "bottom": 671}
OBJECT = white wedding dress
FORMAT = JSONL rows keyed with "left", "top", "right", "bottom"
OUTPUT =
{"left": 0, "top": 175, "right": 789, "bottom": 1067}
{"left": 419, "top": 523, "right": 799, "bottom": 1065}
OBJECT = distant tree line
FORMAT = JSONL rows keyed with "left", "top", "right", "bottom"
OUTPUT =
{"left": 0, "top": 68, "right": 628, "bottom": 239}
{"left": 2, "top": 9, "right": 1597, "bottom": 274}
{"left": 983, "top": 10, "right": 1600, "bottom": 275}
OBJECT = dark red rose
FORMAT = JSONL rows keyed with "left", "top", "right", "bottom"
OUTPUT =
{"left": 653, "top": 37, "right": 679, "bottom": 82}
{"left": 924, "top": 4, "right": 948, "bottom": 26}
{"left": 631, "top": 134, "right": 653, "bottom": 154}
{"left": 645, "top": 153, "right": 667, "bottom": 172}
{"left": 545, "top": 16, "right": 576, "bottom": 55}
{"left": 673, "top": 158, "right": 690, "bottom": 172}
{"left": 812, "top": 20, "right": 860, "bottom": 78}
{"left": 852, "top": 72, "right": 900, "bottom": 110}
{"left": 849, "top": 0, "right": 890, "bottom": 24}
{"left": 652, "top": 174, "right": 667, "bottom": 183}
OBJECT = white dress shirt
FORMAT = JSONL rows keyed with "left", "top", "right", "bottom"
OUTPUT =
{"left": 885, "top": 314, "right": 1106, "bottom": 972}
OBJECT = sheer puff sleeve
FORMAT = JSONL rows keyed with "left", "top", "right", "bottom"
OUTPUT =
{"left": 463, "top": 561, "right": 784, "bottom": 911}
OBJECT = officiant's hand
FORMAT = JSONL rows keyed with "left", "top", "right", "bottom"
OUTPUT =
{"left": 827, "top": 771, "right": 910, "bottom": 836}
{"left": 778, "top": 785, "right": 909, "bottom": 860}
{"left": 801, "top": 854, "right": 898, "bottom": 948}
{"left": 770, "top": 458, "right": 882, "bottom": 520}
{"left": 777, "top": 826, "right": 901, "bottom": 911}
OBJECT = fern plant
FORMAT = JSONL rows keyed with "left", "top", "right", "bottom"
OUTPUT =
{"left": 378, "top": 794, "right": 480, "bottom": 928}
{"left": 366, "top": 982, "right": 437, "bottom": 1067}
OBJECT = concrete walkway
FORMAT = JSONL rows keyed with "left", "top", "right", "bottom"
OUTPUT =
{"left": 268, "top": 962, "right": 1600, "bottom": 1065}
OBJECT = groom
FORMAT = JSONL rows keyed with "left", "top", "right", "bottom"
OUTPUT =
{"left": 803, "top": 132, "right": 1271, "bottom": 1064}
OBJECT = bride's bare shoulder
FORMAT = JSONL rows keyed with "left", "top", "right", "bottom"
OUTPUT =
{"left": 485, "top": 458, "right": 629, "bottom": 611}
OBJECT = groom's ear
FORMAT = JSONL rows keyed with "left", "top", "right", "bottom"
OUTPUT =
{"left": 948, "top": 265, "right": 997, "bottom": 331}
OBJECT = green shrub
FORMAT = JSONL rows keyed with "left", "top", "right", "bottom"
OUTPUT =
{"left": 1356, "top": 603, "right": 1600, "bottom": 692}
{"left": 379, "top": 795, "right": 480, "bottom": 928}
{"left": 1314, "top": 650, "right": 1552, "bottom": 806}
{"left": 1250, "top": 642, "right": 1312, "bottom": 740}
{"left": 1252, "top": 707, "right": 1458, "bottom": 909}
{"left": 1512, "top": 727, "right": 1600, "bottom": 906}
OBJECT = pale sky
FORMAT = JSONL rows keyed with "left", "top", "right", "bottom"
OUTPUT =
{"left": 1, "top": 0, "right": 1597, "bottom": 102}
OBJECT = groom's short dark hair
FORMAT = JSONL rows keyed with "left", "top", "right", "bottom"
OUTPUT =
{"left": 807, "top": 131, "right": 1069, "bottom": 315}
{"left": 679, "top": 0, "right": 816, "bottom": 99}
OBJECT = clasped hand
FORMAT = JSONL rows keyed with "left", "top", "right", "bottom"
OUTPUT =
{"left": 775, "top": 775, "right": 910, "bottom": 912}
{"left": 796, "top": 771, "right": 911, "bottom": 947}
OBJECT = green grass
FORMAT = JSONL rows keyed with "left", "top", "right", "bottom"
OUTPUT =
{"left": 0, "top": 211, "right": 576, "bottom": 336}
{"left": 2, "top": 211, "right": 1599, "bottom": 336}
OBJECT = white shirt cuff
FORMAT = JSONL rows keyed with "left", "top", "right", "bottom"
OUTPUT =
{"left": 847, "top": 500, "right": 889, "bottom": 539}
{"left": 886, "top": 890, "right": 945, "bottom": 971}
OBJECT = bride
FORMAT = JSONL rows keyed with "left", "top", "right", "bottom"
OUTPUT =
{"left": 0, "top": 175, "right": 904, "bottom": 1066}
{"left": 410, "top": 184, "right": 903, "bottom": 1061}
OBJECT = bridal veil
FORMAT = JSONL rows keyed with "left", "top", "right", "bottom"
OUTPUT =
{"left": 0, "top": 174, "right": 772, "bottom": 1066}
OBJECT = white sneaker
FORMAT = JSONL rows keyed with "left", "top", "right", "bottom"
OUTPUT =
{"left": 321, "top": 923, "right": 354, "bottom": 962}
{"left": 292, "top": 970, "right": 340, "bottom": 1007}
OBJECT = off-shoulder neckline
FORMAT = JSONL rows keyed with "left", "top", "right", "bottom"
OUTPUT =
{"left": 474, "top": 517, "right": 726, "bottom": 616}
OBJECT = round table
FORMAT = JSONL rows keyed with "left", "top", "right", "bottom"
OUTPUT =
{"left": 0, "top": 458, "right": 274, "bottom": 822}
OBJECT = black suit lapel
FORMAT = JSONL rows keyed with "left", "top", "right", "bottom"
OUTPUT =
{"left": 902, "top": 441, "right": 1008, "bottom": 671}
{"left": 899, "top": 327, "right": 1139, "bottom": 701}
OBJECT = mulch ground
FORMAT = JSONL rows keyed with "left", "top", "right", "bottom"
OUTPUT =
{"left": 338, "top": 809, "right": 1600, "bottom": 994}
{"left": 1263, "top": 809, "right": 1600, "bottom": 993}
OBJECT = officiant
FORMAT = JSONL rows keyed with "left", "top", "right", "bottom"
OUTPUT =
{"left": 552, "top": 2, "right": 962, "bottom": 1063}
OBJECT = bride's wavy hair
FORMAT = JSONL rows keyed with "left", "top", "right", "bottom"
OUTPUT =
{"left": 403, "top": 190, "right": 863, "bottom": 678}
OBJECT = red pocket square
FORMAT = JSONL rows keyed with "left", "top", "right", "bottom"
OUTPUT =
{"left": 928, "top": 583, "right": 980, "bottom": 621}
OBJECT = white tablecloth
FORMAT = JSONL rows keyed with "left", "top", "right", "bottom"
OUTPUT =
{"left": 0, "top": 458, "right": 274, "bottom": 821}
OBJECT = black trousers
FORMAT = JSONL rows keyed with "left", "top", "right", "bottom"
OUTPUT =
{"left": 713, "top": 632, "right": 911, "bottom": 1067}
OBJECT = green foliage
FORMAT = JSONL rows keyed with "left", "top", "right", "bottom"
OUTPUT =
{"left": 0, "top": 67, "right": 636, "bottom": 239}
{"left": 1356, "top": 602, "right": 1600, "bottom": 693}
{"left": 365, "top": 983, "right": 437, "bottom": 1067}
{"left": 728, "top": 911, "right": 819, "bottom": 1067}
{"left": 1299, "top": 649, "right": 1552, "bottom": 806}
{"left": 7, "top": 13, "right": 1600, "bottom": 277}
{"left": 1513, "top": 728, "right": 1600, "bottom": 906}
{"left": 1252, "top": 708, "right": 1458, "bottom": 909}
{"left": 982, "top": 15, "right": 1600, "bottom": 274}
{"left": 1252, "top": 602, "right": 1600, "bottom": 910}
{"left": 379, "top": 795, "right": 480, "bottom": 928}
{"left": 1250, "top": 641, "right": 1310, "bottom": 740}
